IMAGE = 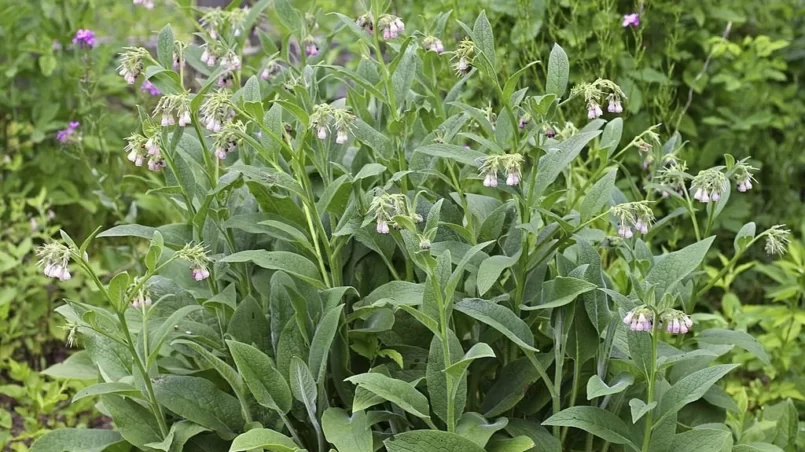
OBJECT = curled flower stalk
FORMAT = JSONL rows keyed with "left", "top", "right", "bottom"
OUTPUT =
{"left": 571, "top": 79, "right": 627, "bottom": 119}
{"left": 691, "top": 168, "right": 728, "bottom": 203}
{"left": 611, "top": 202, "right": 655, "bottom": 238}
{"left": 368, "top": 193, "right": 421, "bottom": 235}
{"left": 176, "top": 244, "right": 212, "bottom": 281}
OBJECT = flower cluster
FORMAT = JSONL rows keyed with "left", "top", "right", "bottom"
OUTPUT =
{"left": 260, "top": 55, "right": 282, "bottom": 80}
{"left": 200, "top": 90, "right": 235, "bottom": 133}
{"left": 37, "top": 242, "right": 72, "bottom": 281}
{"left": 732, "top": 159, "right": 757, "bottom": 193}
{"left": 154, "top": 94, "right": 192, "bottom": 127}
{"left": 479, "top": 154, "right": 524, "bottom": 187}
{"left": 176, "top": 244, "right": 212, "bottom": 281}
{"left": 56, "top": 121, "right": 80, "bottom": 144}
{"left": 424, "top": 36, "right": 445, "bottom": 54}
{"left": 211, "top": 120, "right": 246, "bottom": 160}
{"left": 452, "top": 39, "right": 475, "bottom": 76}
{"left": 691, "top": 168, "right": 728, "bottom": 203}
{"left": 310, "top": 104, "right": 355, "bottom": 144}
{"left": 141, "top": 81, "right": 161, "bottom": 96}
{"left": 764, "top": 225, "right": 791, "bottom": 256}
{"left": 118, "top": 47, "right": 151, "bottom": 84}
{"left": 572, "top": 79, "right": 627, "bottom": 119}
{"left": 379, "top": 14, "right": 405, "bottom": 40}
{"left": 303, "top": 36, "right": 319, "bottom": 57}
{"left": 132, "top": 0, "right": 155, "bottom": 8}
{"left": 131, "top": 282, "right": 152, "bottom": 309}
{"left": 622, "top": 13, "right": 640, "bottom": 28}
{"left": 611, "top": 202, "right": 655, "bottom": 238}
{"left": 623, "top": 307, "right": 653, "bottom": 332}
{"left": 125, "top": 133, "right": 165, "bottom": 171}
{"left": 355, "top": 14, "right": 374, "bottom": 34}
{"left": 72, "top": 29, "right": 97, "bottom": 48}
{"left": 661, "top": 311, "right": 693, "bottom": 335}
{"left": 655, "top": 157, "right": 688, "bottom": 198}
{"left": 369, "top": 193, "right": 422, "bottom": 234}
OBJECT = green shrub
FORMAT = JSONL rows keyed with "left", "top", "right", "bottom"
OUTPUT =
{"left": 29, "top": 2, "right": 799, "bottom": 451}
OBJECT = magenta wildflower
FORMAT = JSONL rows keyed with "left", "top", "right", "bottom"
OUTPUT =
{"left": 141, "top": 80, "right": 161, "bottom": 96}
{"left": 622, "top": 13, "right": 640, "bottom": 27}
{"left": 72, "top": 29, "right": 97, "bottom": 48}
{"left": 56, "top": 121, "right": 80, "bottom": 144}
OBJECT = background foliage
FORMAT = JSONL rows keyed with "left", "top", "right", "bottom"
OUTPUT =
{"left": 1, "top": 0, "right": 804, "bottom": 451}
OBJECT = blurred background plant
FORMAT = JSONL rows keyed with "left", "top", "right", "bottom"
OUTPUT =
{"left": 0, "top": 0, "right": 187, "bottom": 448}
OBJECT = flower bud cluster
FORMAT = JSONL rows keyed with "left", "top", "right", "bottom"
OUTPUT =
{"left": 378, "top": 14, "right": 405, "bottom": 40}
{"left": 176, "top": 244, "right": 212, "bottom": 281}
{"left": 211, "top": 120, "right": 246, "bottom": 160}
{"left": 310, "top": 104, "right": 355, "bottom": 144}
{"left": 479, "top": 154, "right": 525, "bottom": 187}
{"left": 125, "top": 133, "right": 165, "bottom": 171}
{"left": 118, "top": 47, "right": 151, "bottom": 84}
{"left": 572, "top": 79, "right": 627, "bottom": 119}
{"left": 369, "top": 193, "right": 422, "bottom": 234}
{"left": 200, "top": 90, "right": 235, "bottom": 133}
{"left": 37, "top": 242, "right": 73, "bottom": 281}
{"left": 452, "top": 39, "right": 475, "bottom": 76}
{"left": 691, "top": 168, "right": 728, "bottom": 203}
{"left": 611, "top": 202, "right": 655, "bottom": 238}
{"left": 154, "top": 94, "right": 192, "bottom": 128}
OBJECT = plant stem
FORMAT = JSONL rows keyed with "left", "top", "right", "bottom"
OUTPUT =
{"left": 641, "top": 323, "right": 659, "bottom": 452}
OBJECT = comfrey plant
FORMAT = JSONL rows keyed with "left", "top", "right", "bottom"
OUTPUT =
{"left": 34, "top": 3, "right": 793, "bottom": 452}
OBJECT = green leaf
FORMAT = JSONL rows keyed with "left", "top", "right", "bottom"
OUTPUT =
{"left": 427, "top": 331, "right": 467, "bottom": 427}
{"left": 542, "top": 407, "right": 638, "bottom": 450}
{"left": 522, "top": 276, "right": 597, "bottom": 310}
{"left": 657, "top": 349, "right": 720, "bottom": 370}
{"left": 30, "top": 429, "right": 123, "bottom": 452}
{"left": 41, "top": 351, "right": 98, "bottom": 380}
{"left": 697, "top": 329, "right": 770, "bottom": 365}
{"left": 346, "top": 373, "right": 431, "bottom": 419}
{"left": 308, "top": 305, "right": 343, "bottom": 383}
{"left": 146, "top": 230, "right": 164, "bottom": 271}
{"left": 108, "top": 272, "right": 130, "bottom": 312}
{"left": 227, "top": 340, "right": 292, "bottom": 414}
{"left": 455, "top": 298, "right": 538, "bottom": 351}
{"left": 289, "top": 357, "right": 317, "bottom": 417}
{"left": 656, "top": 364, "right": 740, "bottom": 424}
{"left": 73, "top": 382, "right": 141, "bottom": 403}
{"left": 221, "top": 250, "right": 324, "bottom": 288}
{"left": 734, "top": 222, "right": 756, "bottom": 253}
{"left": 354, "top": 163, "right": 387, "bottom": 180}
{"left": 601, "top": 118, "right": 623, "bottom": 154}
{"left": 392, "top": 44, "right": 417, "bottom": 105}
{"left": 414, "top": 143, "right": 486, "bottom": 166}
{"left": 586, "top": 373, "right": 634, "bottom": 399}
{"left": 352, "top": 118, "right": 393, "bottom": 159}
{"left": 144, "top": 421, "right": 208, "bottom": 452}
{"left": 580, "top": 169, "right": 617, "bottom": 221}
{"left": 534, "top": 131, "right": 601, "bottom": 197}
{"left": 671, "top": 428, "right": 732, "bottom": 452}
{"left": 97, "top": 223, "right": 191, "bottom": 247}
{"left": 486, "top": 436, "right": 535, "bottom": 452}
{"left": 101, "top": 394, "right": 162, "bottom": 449}
{"left": 157, "top": 24, "right": 175, "bottom": 69}
{"left": 505, "top": 419, "right": 561, "bottom": 452}
{"left": 546, "top": 44, "right": 569, "bottom": 97}
{"left": 456, "top": 413, "right": 508, "bottom": 448}
{"left": 149, "top": 305, "right": 203, "bottom": 366}
{"left": 322, "top": 408, "right": 373, "bottom": 452}
{"left": 226, "top": 297, "right": 271, "bottom": 353}
{"left": 628, "top": 398, "right": 656, "bottom": 423}
{"left": 733, "top": 444, "right": 786, "bottom": 452}
{"left": 273, "top": 0, "right": 302, "bottom": 33}
{"left": 228, "top": 429, "right": 301, "bottom": 452}
{"left": 385, "top": 430, "right": 485, "bottom": 452}
{"left": 646, "top": 236, "right": 715, "bottom": 298}
{"left": 153, "top": 375, "right": 244, "bottom": 435}
{"left": 444, "top": 343, "right": 496, "bottom": 380}
{"left": 472, "top": 11, "right": 495, "bottom": 67}
{"left": 477, "top": 255, "right": 517, "bottom": 296}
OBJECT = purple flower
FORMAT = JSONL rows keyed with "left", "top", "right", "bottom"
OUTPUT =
{"left": 56, "top": 121, "right": 80, "bottom": 144}
{"left": 72, "top": 29, "right": 97, "bottom": 48}
{"left": 140, "top": 80, "right": 161, "bottom": 96}
{"left": 622, "top": 13, "right": 640, "bottom": 28}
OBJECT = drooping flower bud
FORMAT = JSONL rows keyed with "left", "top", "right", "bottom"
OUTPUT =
{"left": 336, "top": 128, "right": 348, "bottom": 144}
